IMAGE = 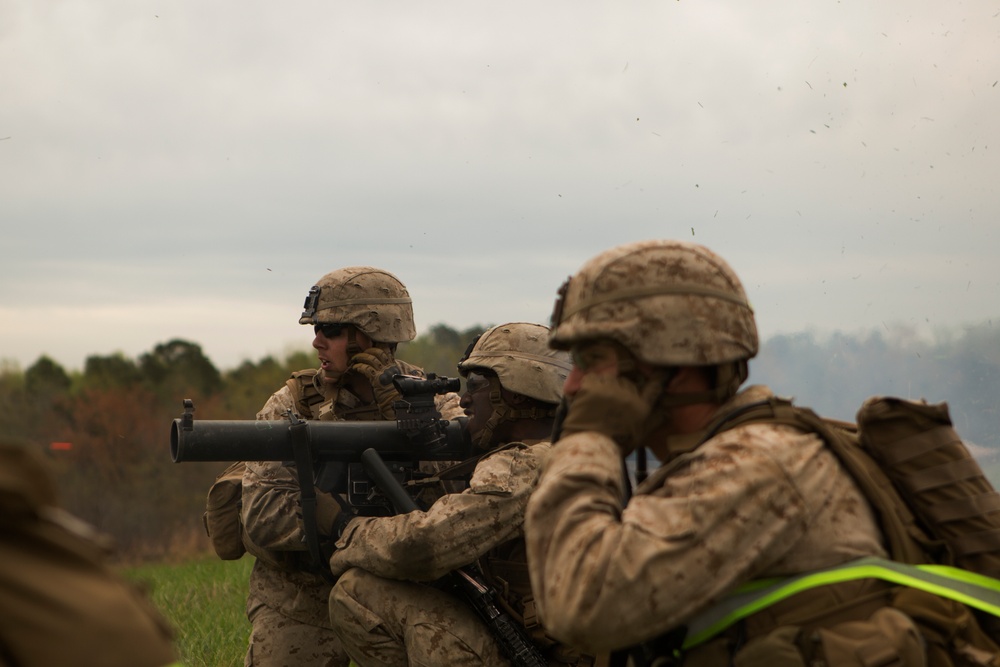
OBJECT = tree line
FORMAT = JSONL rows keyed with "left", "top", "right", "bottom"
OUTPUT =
{"left": 0, "top": 324, "right": 485, "bottom": 561}
{"left": 1, "top": 319, "right": 997, "bottom": 560}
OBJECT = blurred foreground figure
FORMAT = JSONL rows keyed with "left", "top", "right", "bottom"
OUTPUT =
{"left": 0, "top": 437, "right": 179, "bottom": 667}
{"left": 525, "top": 240, "right": 1000, "bottom": 666}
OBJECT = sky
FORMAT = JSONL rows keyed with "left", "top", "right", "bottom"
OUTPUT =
{"left": 2, "top": 1, "right": 998, "bottom": 374}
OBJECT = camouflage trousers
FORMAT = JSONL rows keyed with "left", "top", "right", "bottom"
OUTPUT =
{"left": 245, "top": 598, "right": 350, "bottom": 667}
{"left": 329, "top": 567, "right": 511, "bottom": 667}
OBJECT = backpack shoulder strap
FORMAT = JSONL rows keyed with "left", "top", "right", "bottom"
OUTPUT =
{"left": 705, "top": 397, "right": 932, "bottom": 564}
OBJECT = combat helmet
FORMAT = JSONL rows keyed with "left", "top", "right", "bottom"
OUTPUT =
{"left": 299, "top": 266, "right": 416, "bottom": 344}
{"left": 457, "top": 322, "right": 571, "bottom": 448}
{"left": 458, "top": 322, "right": 571, "bottom": 403}
{"left": 550, "top": 240, "right": 758, "bottom": 402}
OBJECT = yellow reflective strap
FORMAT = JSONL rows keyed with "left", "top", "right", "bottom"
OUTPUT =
{"left": 684, "top": 556, "right": 1000, "bottom": 649}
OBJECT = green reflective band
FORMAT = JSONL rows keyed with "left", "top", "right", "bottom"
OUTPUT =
{"left": 684, "top": 556, "right": 1000, "bottom": 649}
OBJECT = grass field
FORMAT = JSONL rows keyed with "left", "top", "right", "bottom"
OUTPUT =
{"left": 125, "top": 555, "right": 254, "bottom": 667}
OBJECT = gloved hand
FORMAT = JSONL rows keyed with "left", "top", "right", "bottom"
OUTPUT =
{"left": 560, "top": 373, "right": 658, "bottom": 455}
{"left": 347, "top": 347, "right": 403, "bottom": 419}
{"left": 330, "top": 504, "right": 358, "bottom": 541}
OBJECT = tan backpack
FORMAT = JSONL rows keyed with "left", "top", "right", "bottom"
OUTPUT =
{"left": 203, "top": 460, "right": 248, "bottom": 560}
{"left": 693, "top": 395, "right": 1000, "bottom": 666}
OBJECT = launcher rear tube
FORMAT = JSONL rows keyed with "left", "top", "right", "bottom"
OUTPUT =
{"left": 170, "top": 418, "right": 469, "bottom": 463}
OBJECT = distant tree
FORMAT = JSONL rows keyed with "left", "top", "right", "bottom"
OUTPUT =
{"left": 24, "top": 355, "right": 71, "bottom": 396}
{"left": 82, "top": 352, "right": 142, "bottom": 390}
{"left": 283, "top": 349, "right": 316, "bottom": 372}
{"left": 139, "top": 339, "right": 222, "bottom": 403}
{"left": 398, "top": 323, "right": 491, "bottom": 378}
{"left": 221, "top": 355, "right": 289, "bottom": 418}
{"left": 214, "top": 348, "right": 315, "bottom": 418}
{"left": 0, "top": 362, "right": 34, "bottom": 441}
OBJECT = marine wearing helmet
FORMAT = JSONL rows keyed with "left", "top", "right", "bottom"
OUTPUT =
{"left": 524, "top": 240, "right": 903, "bottom": 663}
{"left": 457, "top": 322, "right": 572, "bottom": 449}
{"left": 239, "top": 265, "right": 461, "bottom": 667}
{"left": 327, "top": 324, "right": 592, "bottom": 666}
{"left": 299, "top": 266, "right": 416, "bottom": 345}
{"left": 548, "top": 240, "right": 759, "bottom": 448}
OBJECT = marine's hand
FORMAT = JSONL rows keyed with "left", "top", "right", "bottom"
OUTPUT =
{"left": 559, "top": 373, "right": 655, "bottom": 455}
{"left": 348, "top": 347, "right": 403, "bottom": 419}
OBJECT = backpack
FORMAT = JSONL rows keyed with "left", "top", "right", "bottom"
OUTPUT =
{"left": 708, "top": 396, "right": 1000, "bottom": 581}
{"left": 855, "top": 396, "right": 1000, "bottom": 579}
{"left": 687, "top": 395, "right": 1000, "bottom": 666}
{"left": 203, "top": 460, "right": 248, "bottom": 560}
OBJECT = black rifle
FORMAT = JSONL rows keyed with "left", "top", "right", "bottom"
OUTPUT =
{"left": 171, "top": 374, "right": 471, "bottom": 571}
{"left": 360, "top": 447, "right": 548, "bottom": 667}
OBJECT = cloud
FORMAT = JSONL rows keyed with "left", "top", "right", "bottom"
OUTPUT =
{"left": 2, "top": 0, "right": 998, "bottom": 372}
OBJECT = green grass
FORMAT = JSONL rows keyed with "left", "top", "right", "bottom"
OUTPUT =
{"left": 125, "top": 555, "right": 254, "bottom": 667}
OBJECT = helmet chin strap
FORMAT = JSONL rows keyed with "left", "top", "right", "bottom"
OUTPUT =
{"left": 642, "top": 360, "right": 748, "bottom": 410}
{"left": 344, "top": 327, "right": 395, "bottom": 361}
{"left": 345, "top": 327, "right": 364, "bottom": 359}
{"left": 640, "top": 360, "right": 749, "bottom": 458}
{"left": 472, "top": 376, "right": 559, "bottom": 449}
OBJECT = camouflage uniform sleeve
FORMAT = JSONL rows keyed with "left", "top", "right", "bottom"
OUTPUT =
{"left": 525, "top": 426, "right": 851, "bottom": 653}
{"left": 329, "top": 443, "right": 548, "bottom": 581}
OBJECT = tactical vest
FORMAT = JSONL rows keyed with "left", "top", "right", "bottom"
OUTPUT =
{"left": 654, "top": 396, "right": 1000, "bottom": 667}
{"left": 288, "top": 368, "right": 329, "bottom": 420}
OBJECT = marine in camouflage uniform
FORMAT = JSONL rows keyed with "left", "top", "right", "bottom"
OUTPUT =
{"left": 240, "top": 267, "right": 461, "bottom": 667}
{"left": 0, "top": 437, "right": 179, "bottom": 667}
{"left": 524, "top": 241, "right": 906, "bottom": 665}
{"left": 328, "top": 323, "right": 593, "bottom": 666}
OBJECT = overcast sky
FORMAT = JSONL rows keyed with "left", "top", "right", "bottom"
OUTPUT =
{"left": 2, "top": 1, "right": 998, "bottom": 373}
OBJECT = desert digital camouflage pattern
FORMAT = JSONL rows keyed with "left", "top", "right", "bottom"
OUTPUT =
{"left": 327, "top": 323, "right": 588, "bottom": 666}
{"left": 298, "top": 266, "right": 416, "bottom": 343}
{"left": 330, "top": 567, "right": 511, "bottom": 667}
{"left": 241, "top": 360, "right": 460, "bottom": 667}
{"left": 525, "top": 384, "right": 888, "bottom": 654}
{"left": 329, "top": 439, "right": 549, "bottom": 581}
{"left": 549, "top": 239, "right": 758, "bottom": 367}
{"left": 457, "top": 322, "right": 572, "bottom": 404}
{"left": 328, "top": 439, "right": 550, "bottom": 666}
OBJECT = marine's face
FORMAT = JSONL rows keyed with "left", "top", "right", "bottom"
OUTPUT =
{"left": 460, "top": 370, "right": 495, "bottom": 444}
{"left": 563, "top": 341, "right": 622, "bottom": 399}
{"left": 312, "top": 323, "right": 351, "bottom": 383}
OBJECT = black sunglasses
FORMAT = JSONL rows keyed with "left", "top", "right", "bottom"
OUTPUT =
{"left": 313, "top": 324, "right": 346, "bottom": 339}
